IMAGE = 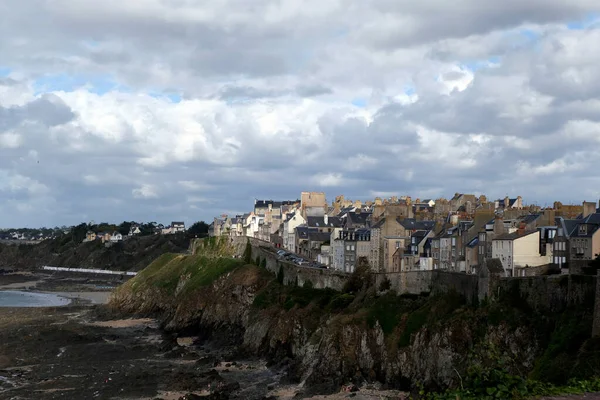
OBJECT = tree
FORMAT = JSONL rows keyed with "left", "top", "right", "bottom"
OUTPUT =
{"left": 343, "top": 257, "right": 373, "bottom": 294}
{"left": 71, "top": 223, "right": 89, "bottom": 243}
{"left": 118, "top": 221, "right": 133, "bottom": 236}
{"left": 243, "top": 238, "right": 252, "bottom": 264}
{"left": 584, "top": 254, "right": 600, "bottom": 275}
{"left": 187, "top": 221, "right": 209, "bottom": 238}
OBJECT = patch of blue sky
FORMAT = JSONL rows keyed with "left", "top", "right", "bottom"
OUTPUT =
{"left": 147, "top": 91, "right": 182, "bottom": 103}
{"left": 519, "top": 29, "right": 541, "bottom": 40}
{"left": 0, "top": 67, "right": 10, "bottom": 77}
{"left": 404, "top": 85, "right": 416, "bottom": 96}
{"left": 33, "top": 73, "right": 124, "bottom": 95}
{"left": 461, "top": 56, "right": 501, "bottom": 72}
{"left": 567, "top": 13, "right": 600, "bottom": 30}
{"left": 351, "top": 98, "right": 367, "bottom": 107}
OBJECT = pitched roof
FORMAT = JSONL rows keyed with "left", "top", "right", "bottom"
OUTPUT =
{"left": 371, "top": 218, "right": 386, "bottom": 229}
{"left": 308, "top": 231, "right": 332, "bottom": 242}
{"left": 583, "top": 213, "right": 600, "bottom": 225}
{"left": 307, "top": 216, "right": 343, "bottom": 228}
{"left": 397, "top": 218, "right": 435, "bottom": 231}
{"left": 517, "top": 214, "right": 541, "bottom": 225}
{"left": 570, "top": 223, "right": 600, "bottom": 238}
{"left": 466, "top": 237, "right": 479, "bottom": 248}
{"left": 295, "top": 226, "right": 316, "bottom": 239}
{"left": 255, "top": 200, "right": 299, "bottom": 209}
{"left": 493, "top": 230, "right": 537, "bottom": 241}
{"left": 348, "top": 211, "right": 371, "bottom": 225}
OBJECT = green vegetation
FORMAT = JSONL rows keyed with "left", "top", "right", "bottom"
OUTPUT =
{"left": 243, "top": 238, "right": 252, "bottom": 264}
{"left": 416, "top": 342, "right": 600, "bottom": 399}
{"left": 342, "top": 257, "right": 372, "bottom": 293}
{"left": 130, "top": 252, "right": 244, "bottom": 296}
{"left": 252, "top": 279, "right": 338, "bottom": 311}
{"left": 379, "top": 277, "right": 391, "bottom": 292}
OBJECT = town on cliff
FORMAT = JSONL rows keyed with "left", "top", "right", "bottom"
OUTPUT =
{"left": 210, "top": 191, "right": 600, "bottom": 278}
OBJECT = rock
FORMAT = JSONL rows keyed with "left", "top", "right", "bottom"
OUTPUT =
{"left": 0, "top": 355, "right": 11, "bottom": 369}
{"left": 178, "top": 394, "right": 202, "bottom": 400}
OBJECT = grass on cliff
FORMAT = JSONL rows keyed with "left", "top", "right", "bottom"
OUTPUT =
{"left": 130, "top": 252, "right": 245, "bottom": 296}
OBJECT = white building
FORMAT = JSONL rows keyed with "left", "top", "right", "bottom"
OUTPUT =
{"left": 110, "top": 231, "right": 123, "bottom": 242}
{"left": 282, "top": 209, "right": 305, "bottom": 251}
{"left": 492, "top": 230, "right": 552, "bottom": 277}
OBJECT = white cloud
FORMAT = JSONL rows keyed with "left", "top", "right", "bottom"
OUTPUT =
{"left": 0, "top": 132, "right": 21, "bottom": 148}
{"left": 132, "top": 184, "right": 159, "bottom": 199}
{"left": 1, "top": 2, "right": 600, "bottom": 227}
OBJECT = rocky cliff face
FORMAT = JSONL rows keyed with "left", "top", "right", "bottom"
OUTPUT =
{"left": 109, "top": 256, "right": 550, "bottom": 393}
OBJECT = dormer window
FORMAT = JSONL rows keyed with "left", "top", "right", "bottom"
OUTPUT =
{"left": 579, "top": 224, "right": 588, "bottom": 235}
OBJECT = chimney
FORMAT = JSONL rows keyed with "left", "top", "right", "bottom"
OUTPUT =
{"left": 324, "top": 214, "right": 328, "bottom": 225}
{"left": 583, "top": 201, "right": 596, "bottom": 219}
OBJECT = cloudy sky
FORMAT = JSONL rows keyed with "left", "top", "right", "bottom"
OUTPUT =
{"left": 1, "top": 1, "right": 600, "bottom": 228}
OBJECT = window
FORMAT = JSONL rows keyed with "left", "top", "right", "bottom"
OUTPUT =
{"left": 395, "top": 241, "right": 400, "bottom": 249}
{"left": 558, "top": 228, "right": 563, "bottom": 236}
{"left": 452, "top": 237, "right": 456, "bottom": 246}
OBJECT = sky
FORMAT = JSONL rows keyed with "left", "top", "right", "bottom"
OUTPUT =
{"left": 2, "top": 1, "right": 600, "bottom": 228}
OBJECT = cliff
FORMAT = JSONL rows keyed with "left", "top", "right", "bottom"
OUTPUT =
{"left": 109, "top": 238, "right": 600, "bottom": 396}
{"left": 0, "top": 233, "right": 190, "bottom": 271}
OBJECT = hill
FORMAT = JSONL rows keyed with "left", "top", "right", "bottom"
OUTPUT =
{"left": 0, "top": 233, "right": 190, "bottom": 272}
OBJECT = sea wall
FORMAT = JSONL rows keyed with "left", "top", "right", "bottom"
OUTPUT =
{"left": 374, "top": 270, "right": 479, "bottom": 303}
{"left": 227, "top": 237, "right": 599, "bottom": 315}
{"left": 497, "top": 274, "right": 597, "bottom": 313}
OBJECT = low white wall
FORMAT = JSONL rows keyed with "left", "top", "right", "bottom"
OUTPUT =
{"left": 41, "top": 266, "right": 137, "bottom": 276}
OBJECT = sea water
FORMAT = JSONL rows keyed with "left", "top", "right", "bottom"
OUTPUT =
{"left": 0, "top": 290, "right": 71, "bottom": 307}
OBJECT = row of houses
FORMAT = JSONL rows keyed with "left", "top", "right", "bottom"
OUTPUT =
{"left": 83, "top": 221, "right": 186, "bottom": 243}
{"left": 210, "top": 192, "right": 600, "bottom": 277}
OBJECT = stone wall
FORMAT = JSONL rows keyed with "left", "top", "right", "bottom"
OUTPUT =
{"left": 228, "top": 237, "right": 599, "bottom": 321}
{"left": 374, "top": 271, "right": 433, "bottom": 295}
{"left": 496, "top": 274, "right": 597, "bottom": 313}
{"left": 431, "top": 271, "right": 480, "bottom": 304}
{"left": 231, "top": 236, "right": 349, "bottom": 291}
{"left": 374, "top": 270, "right": 480, "bottom": 304}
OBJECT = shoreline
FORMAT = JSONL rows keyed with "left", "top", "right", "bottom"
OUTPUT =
{"left": 0, "top": 272, "right": 113, "bottom": 307}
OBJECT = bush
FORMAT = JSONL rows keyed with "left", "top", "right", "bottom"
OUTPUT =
{"left": 303, "top": 279, "right": 314, "bottom": 289}
{"left": 243, "top": 239, "right": 252, "bottom": 264}
{"left": 277, "top": 265, "right": 284, "bottom": 284}
{"left": 379, "top": 278, "right": 391, "bottom": 292}
{"left": 343, "top": 257, "right": 373, "bottom": 293}
{"left": 328, "top": 293, "right": 355, "bottom": 311}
